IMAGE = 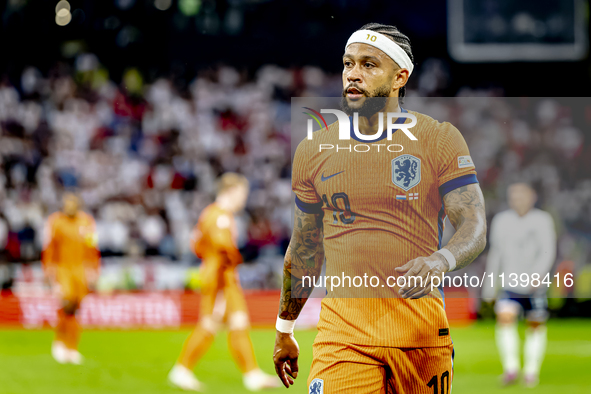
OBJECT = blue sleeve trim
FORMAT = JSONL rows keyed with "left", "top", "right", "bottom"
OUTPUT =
{"left": 295, "top": 196, "right": 323, "bottom": 214}
{"left": 439, "top": 174, "right": 479, "bottom": 197}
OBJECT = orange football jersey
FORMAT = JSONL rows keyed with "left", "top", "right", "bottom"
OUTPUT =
{"left": 42, "top": 211, "right": 100, "bottom": 270}
{"left": 191, "top": 203, "right": 242, "bottom": 266}
{"left": 292, "top": 109, "right": 478, "bottom": 348}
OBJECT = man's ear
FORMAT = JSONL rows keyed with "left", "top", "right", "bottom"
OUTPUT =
{"left": 391, "top": 68, "right": 409, "bottom": 92}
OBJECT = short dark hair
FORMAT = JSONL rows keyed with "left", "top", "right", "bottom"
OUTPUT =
{"left": 358, "top": 23, "right": 414, "bottom": 99}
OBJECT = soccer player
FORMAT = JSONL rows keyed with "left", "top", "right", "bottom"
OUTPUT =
{"left": 169, "top": 173, "right": 279, "bottom": 392}
{"left": 272, "top": 23, "right": 487, "bottom": 393}
{"left": 483, "top": 183, "right": 556, "bottom": 388}
{"left": 42, "top": 192, "right": 100, "bottom": 364}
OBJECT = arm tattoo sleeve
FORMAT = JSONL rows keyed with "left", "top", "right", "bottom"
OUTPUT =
{"left": 442, "top": 183, "right": 487, "bottom": 271}
{"left": 278, "top": 205, "right": 325, "bottom": 321}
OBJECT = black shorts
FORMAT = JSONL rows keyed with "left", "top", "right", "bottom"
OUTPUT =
{"left": 495, "top": 291, "right": 548, "bottom": 322}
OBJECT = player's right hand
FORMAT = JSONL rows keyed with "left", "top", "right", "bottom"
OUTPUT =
{"left": 273, "top": 331, "right": 300, "bottom": 388}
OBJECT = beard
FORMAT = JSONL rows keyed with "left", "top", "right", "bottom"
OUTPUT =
{"left": 340, "top": 84, "right": 391, "bottom": 118}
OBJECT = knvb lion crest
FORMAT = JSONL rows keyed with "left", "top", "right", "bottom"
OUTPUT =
{"left": 392, "top": 154, "right": 421, "bottom": 191}
{"left": 309, "top": 378, "right": 324, "bottom": 394}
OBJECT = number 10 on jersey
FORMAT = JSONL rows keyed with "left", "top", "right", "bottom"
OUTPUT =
{"left": 322, "top": 193, "right": 355, "bottom": 224}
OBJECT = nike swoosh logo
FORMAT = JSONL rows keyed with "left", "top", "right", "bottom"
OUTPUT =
{"left": 321, "top": 171, "right": 344, "bottom": 182}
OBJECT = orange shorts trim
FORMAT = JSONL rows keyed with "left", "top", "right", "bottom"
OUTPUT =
{"left": 308, "top": 340, "right": 454, "bottom": 394}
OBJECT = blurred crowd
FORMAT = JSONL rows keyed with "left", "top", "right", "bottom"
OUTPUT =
{"left": 0, "top": 53, "right": 590, "bottom": 291}
{"left": 0, "top": 56, "right": 315, "bottom": 267}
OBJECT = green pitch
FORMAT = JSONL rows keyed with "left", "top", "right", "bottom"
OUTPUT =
{"left": 0, "top": 320, "right": 590, "bottom": 394}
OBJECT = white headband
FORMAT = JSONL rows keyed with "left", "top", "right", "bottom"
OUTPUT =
{"left": 345, "top": 30, "right": 414, "bottom": 75}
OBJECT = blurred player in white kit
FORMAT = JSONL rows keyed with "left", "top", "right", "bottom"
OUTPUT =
{"left": 483, "top": 183, "right": 556, "bottom": 388}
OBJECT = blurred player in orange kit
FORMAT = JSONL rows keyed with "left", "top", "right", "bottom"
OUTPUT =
{"left": 42, "top": 192, "right": 100, "bottom": 364}
{"left": 169, "top": 173, "right": 279, "bottom": 392}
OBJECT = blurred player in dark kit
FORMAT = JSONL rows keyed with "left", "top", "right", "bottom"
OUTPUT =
{"left": 484, "top": 183, "right": 556, "bottom": 388}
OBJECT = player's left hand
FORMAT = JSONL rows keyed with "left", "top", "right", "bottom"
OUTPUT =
{"left": 395, "top": 253, "right": 449, "bottom": 299}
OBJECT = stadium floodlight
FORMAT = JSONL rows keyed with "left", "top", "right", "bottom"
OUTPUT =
{"left": 179, "top": 0, "right": 201, "bottom": 16}
{"left": 154, "top": 0, "right": 172, "bottom": 11}
{"left": 55, "top": 0, "right": 70, "bottom": 13}
{"left": 116, "top": 0, "right": 136, "bottom": 10}
{"left": 448, "top": 0, "right": 588, "bottom": 62}
{"left": 55, "top": 8, "right": 71, "bottom": 26}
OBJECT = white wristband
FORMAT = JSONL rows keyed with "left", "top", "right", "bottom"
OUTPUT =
{"left": 276, "top": 317, "right": 296, "bottom": 334}
{"left": 435, "top": 248, "right": 457, "bottom": 271}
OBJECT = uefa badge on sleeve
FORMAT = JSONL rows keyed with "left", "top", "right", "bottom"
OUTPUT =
{"left": 457, "top": 155, "right": 474, "bottom": 169}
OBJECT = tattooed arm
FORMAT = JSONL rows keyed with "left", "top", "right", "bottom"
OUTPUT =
{"left": 278, "top": 205, "right": 325, "bottom": 320}
{"left": 440, "top": 183, "right": 487, "bottom": 270}
{"left": 273, "top": 204, "right": 324, "bottom": 387}
{"left": 395, "top": 183, "right": 487, "bottom": 298}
